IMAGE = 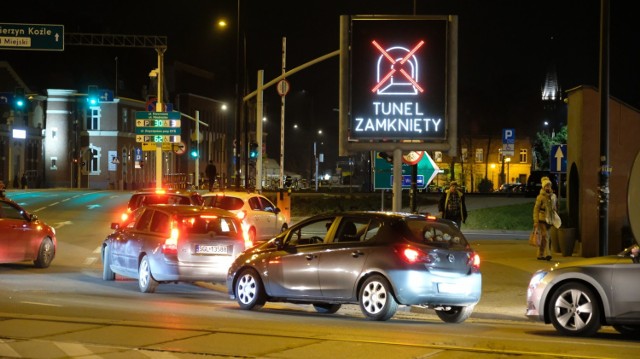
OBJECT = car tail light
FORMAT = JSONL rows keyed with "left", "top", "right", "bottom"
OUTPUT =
{"left": 396, "top": 245, "right": 431, "bottom": 264}
{"left": 468, "top": 252, "right": 481, "bottom": 272}
{"left": 162, "top": 221, "right": 179, "bottom": 255}
{"left": 121, "top": 212, "right": 129, "bottom": 222}
{"left": 236, "top": 210, "right": 247, "bottom": 220}
{"left": 155, "top": 189, "right": 167, "bottom": 194}
{"left": 241, "top": 222, "right": 252, "bottom": 248}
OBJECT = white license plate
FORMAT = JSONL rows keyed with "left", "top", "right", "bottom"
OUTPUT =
{"left": 195, "top": 245, "right": 228, "bottom": 254}
{"left": 437, "top": 283, "right": 468, "bottom": 294}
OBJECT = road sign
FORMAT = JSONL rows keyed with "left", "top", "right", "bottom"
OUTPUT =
{"left": 502, "top": 128, "right": 515, "bottom": 156}
{"left": 550, "top": 144, "right": 567, "bottom": 173}
{"left": 276, "top": 79, "right": 290, "bottom": 96}
{"left": 136, "top": 135, "right": 181, "bottom": 143}
{"left": 135, "top": 127, "right": 181, "bottom": 136}
{"left": 135, "top": 111, "right": 180, "bottom": 120}
{"left": 134, "top": 147, "right": 142, "bottom": 161}
{"left": 174, "top": 141, "right": 186, "bottom": 155}
{"left": 374, "top": 151, "right": 439, "bottom": 190}
{"left": 99, "top": 89, "right": 114, "bottom": 102}
{"left": 0, "top": 23, "right": 64, "bottom": 51}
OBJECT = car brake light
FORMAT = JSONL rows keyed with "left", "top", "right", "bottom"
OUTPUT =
{"left": 155, "top": 189, "right": 167, "bottom": 194}
{"left": 236, "top": 210, "right": 247, "bottom": 220}
{"left": 121, "top": 212, "right": 129, "bottom": 222}
{"left": 241, "top": 222, "right": 252, "bottom": 248}
{"left": 200, "top": 215, "right": 218, "bottom": 219}
{"left": 397, "top": 245, "right": 430, "bottom": 264}
{"left": 426, "top": 215, "right": 437, "bottom": 221}
{"left": 468, "top": 252, "right": 481, "bottom": 271}
{"left": 162, "top": 221, "right": 179, "bottom": 255}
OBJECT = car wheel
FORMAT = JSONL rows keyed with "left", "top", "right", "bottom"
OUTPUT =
{"left": 313, "top": 303, "right": 341, "bottom": 314}
{"left": 548, "top": 282, "right": 601, "bottom": 336}
{"left": 358, "top": 275, "right": 398, "bottom": 321}
{"left": 33, "top": 237, "right": 54, "bottom": 268}
{"left": 102, "top": 244, "right": 115, "bottom": 281}
{"left": 435, "top": 305, "right": 475, "bottom": 323}
{"left": 235, "top": 268, "right": 266, "bottom": 310}
{"left": 138, "top": 255, "right": 158, "bottom": 293}
{"left": 613, "top": 325, "right": 640, "bottom": 336}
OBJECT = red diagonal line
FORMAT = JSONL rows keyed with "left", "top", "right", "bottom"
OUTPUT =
{"left": 371, "top": 69, "right": 396, "bottom": 92}
{"left": 399, "top": 40, "right": 425, "bottom": 65}
{"left": 372, "top": 40, "right": 396, "bottom": 64}
{"left": 399, "top": 69, "right": 424, "bottom": 92}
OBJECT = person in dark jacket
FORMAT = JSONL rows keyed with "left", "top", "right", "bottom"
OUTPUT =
{"left": 438, "top": 181, "right": 467, "bottom": 227}
{"left": 205, "top": 161, "right": 217, "bottom": 191}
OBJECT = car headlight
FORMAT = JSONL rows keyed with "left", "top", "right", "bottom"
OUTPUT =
{"left": 528, "top": 270, "right": 547, "bottom": 288}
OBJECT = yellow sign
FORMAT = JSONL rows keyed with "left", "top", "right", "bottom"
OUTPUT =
{"left": 142, "top": 142, "right": 173, "bottom": 151}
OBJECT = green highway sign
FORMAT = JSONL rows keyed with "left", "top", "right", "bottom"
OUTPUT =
{"left": 135, "top": 119, "right": 181, "bottom": 128}
{"left": 135, "top": 127, "right": 181, "bottom": 136}
{"left": 0, "top": 23, "right": 64, "bottom": 51}
{"left": 135, "top": 135, "right": 181, "bottom": 143}
{"left": 373, "top": 151, "right": 439, "bottom": 190}
{"left": 135, "top": 111, "right": 181, "bottom": 120}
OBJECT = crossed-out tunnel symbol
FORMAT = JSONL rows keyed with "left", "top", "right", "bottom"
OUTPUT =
{"left": 371, "top": 39, "right": 425, "bottom": 94}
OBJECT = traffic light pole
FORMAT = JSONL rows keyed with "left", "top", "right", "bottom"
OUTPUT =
{"left": 155, "top": 47, "right": 165, "bottom": 190}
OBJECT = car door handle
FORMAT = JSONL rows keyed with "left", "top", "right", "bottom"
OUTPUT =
{"left": 305, "top": 255, "right": 317, "bottom": 260}
{"left": 351, "top": 250, "right": 364, "bottom": 258}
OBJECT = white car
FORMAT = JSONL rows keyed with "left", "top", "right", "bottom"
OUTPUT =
{"left": 202, "top": 191, "right": 288, "bottom": 245}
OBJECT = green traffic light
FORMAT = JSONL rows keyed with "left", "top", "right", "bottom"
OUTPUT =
{"left": 190, "top": 150, "right": 198, "bottom": 158}
{"left": 15, "top": 99, "right": 25, "bottom": 108}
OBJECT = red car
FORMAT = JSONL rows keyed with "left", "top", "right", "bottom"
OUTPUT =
{"left": 0, "top": 197, "right": 57, "bottom": 268}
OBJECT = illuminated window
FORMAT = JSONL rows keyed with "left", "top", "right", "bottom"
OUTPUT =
{"left": 434, "top": 151, "right": 442, "bottom": 162}
{"left": 475, "top": 148, "right": 483, "bottom": 163}
{"left": 50, "top": 157, "right": 57, "bottom": 170}
{"left": 88, "top": 145, "right": 101, "bottom": 175}
{"left": 520, "top": 149, "right": 528, "bottom": 163}
{"left": 461, "top": 148, "right": 468, "bottom": 162}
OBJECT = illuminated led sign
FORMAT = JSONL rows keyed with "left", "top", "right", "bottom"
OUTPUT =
{"left": 350, "top": 17, "right": 448, "bottom": 141}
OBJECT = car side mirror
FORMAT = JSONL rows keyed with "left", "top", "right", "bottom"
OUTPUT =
{"left": 111, "top": 223, "right": 120, "bottom": 230}
{"left": 274, "top": 207, "right": 281, "bottom": 214}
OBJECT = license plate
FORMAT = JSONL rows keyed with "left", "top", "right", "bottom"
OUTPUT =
{"left": 195, "top": 245, "right": 228, "bottom": 254}
{"left": 437, "top": 283, "right": 468, "bottom": 294}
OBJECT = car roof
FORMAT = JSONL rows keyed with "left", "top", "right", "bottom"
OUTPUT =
{"left": 142, "top": 204, "right": 237, "bottom": 217}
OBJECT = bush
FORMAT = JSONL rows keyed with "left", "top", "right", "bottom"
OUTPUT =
{"left": 477, "top": 178, "right": 493, "bottom": 193}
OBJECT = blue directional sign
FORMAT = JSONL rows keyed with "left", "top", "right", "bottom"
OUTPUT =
{"left": 374, "top": 151, "right": 439, "bottom": 190}
{"left": 0, "top": 23, "right": 64, "bottom": 51}
{"left": 550, "top": 144, "right": 567, "bottom": 173}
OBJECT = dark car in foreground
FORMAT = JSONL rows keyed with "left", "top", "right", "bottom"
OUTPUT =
{"left": 526, "top": 244, "right": 640, "bottom": 336}
{"left": 227, "top": 211, "right": 482, "bottom": 322}
{"left": 0, "top": 197, "right": 57, "bottom": 268}
{"left": 103, "top": 205, "right": 246, "bottom": 293}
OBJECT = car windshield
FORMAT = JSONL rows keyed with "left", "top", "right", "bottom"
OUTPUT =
{"left": 178, "top": 215, "right": 241, "bottom": 237}
{"left": 205, "top": 196, "right": 244, "bottom": 211}
{"left": 403, "top": 219, "right": 469, "bottom": 249}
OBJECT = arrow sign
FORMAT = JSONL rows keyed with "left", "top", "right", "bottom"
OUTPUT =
{"left": 550, "top": 144, "right": 567, "bottom": 173}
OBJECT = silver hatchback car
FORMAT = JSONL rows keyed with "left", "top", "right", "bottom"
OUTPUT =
{"left": 102, "top": 205, "right": 246, "bottom": 293}
{"left": 227, "top": 212, "right": 482, "bottom": 322}
{"left": 526, "top": 244, "right": 640, "bottom": 336}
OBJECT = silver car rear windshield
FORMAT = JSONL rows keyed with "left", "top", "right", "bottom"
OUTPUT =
{"left": 204, "top": 196, "right": 244, "bottom": 211}
{"left": 403, "top": 219, "right": 469, "bottom": 249}
{"left": 178, "top": 215, "right": 241, "bottom": 237}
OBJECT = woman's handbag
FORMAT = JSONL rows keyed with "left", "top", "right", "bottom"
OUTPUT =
{"left": 529, "top": 227, "right": 540, "bottom": 246}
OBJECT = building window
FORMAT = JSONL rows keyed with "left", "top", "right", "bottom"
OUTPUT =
{"left": 122, "top": 108, "right": 128, "bottom": 131}
{"left": 475, "top": 148, "right": 483, "bottom": 163}
{"left": 50, "top": 157, "right": 57, "bottom": 170}
{"left": 88, "top": 145, "right": 101, "bottom": 175}
{"left": 461, "top": 148, "right": 468, "bottom": 162}
{"left": 86, "top": 107, "right": 101, "bottom": 130}
{"left": 520, "top": 149, "right": 528, "bottom": 163}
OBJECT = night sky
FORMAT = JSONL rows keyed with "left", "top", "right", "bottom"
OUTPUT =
{"left": 2, "top": 0, "right": 637, "bottom": 165}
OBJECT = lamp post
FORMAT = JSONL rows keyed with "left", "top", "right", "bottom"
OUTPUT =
{"left": 490, "top": 163, "right": 496, "bottom": 190}
{"left": 505, "top": 157, "right": 511, "bottom": 184}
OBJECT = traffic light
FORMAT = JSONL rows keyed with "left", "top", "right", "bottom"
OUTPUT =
{"left": 190, "top": 142, "right": 199, "bottom": 158}
{"left": 249, "top": 142, "right": 258, "bottom": 160}
{"left": 87, "top": 85, "right": 99, "bottom": 106}
{"left": 13, "top": 87, "right": 25, "bottom": 110}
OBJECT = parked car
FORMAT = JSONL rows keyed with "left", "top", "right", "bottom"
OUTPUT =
{"left": 526, "top": 244, "right": 640, "bottom": 336}
{"left": 0, "top": 197, "right": 57, "bottom": 268}
{"left": 202, "top": 191, "right": 288, "bottom": 246}
{"left": 121, "top": 188, "right": 204, "bottom": 221}
{"left": 227, "top": 211, "right": 481, "bottom": 322}
{"left": 102, "top": 205, "right": 246, "bottom": 293}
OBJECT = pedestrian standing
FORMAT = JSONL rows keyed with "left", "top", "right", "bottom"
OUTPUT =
{"left": 21, "top": 173, "right": 28, "bottom": 189}
{"left": 532, "top": 176, "right": 555, "bottom": 260}
{"left": 205, "top": 161, "right": 217, "bottom": 192}
{"left": 438, "top": 181, "right": 468, "bottom": 228}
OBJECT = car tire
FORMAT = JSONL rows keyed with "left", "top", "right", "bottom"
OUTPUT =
{"left": 102, "top": 244, "right": 115, "bottom": 281}
{"left": 358, "top": 275, "right": 398, "bottom": 321}
{"left": 613, "top": 324, "right": 640, "bottom": 336}
{"left": 435, "top": 305, "right": 475, "bottom": 323}
{"left": 313, "top": 303, "right": 341, "bottom": 314}
{"left": 548, "top": 282, "right": 601, "bottom": 336}
{"left": 235, "top": 268, "right": 266, "bottom": 310}
{"left": 138, "top": 255, "right": 159, "bottom": 293}
{"left": 33, "top": 237, "right": 54, "bottom": 268}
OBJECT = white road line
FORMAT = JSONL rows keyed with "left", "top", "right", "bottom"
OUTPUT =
{"left": 0, "top": 339, "right": 21, "bottom": 358}
{"left": 54, "top": 342, "right": 100, "bottom": 358}
{"left": 20, "top": 301, "right": 62, "bottom": 307}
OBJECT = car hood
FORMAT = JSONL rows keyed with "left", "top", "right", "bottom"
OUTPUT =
{"left": 547, "top": 255, "right": 626, "bottom": 271}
